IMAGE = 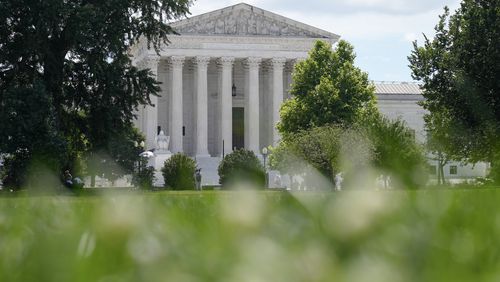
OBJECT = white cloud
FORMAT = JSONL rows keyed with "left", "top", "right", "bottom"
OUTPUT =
{"left": 189, "top": 0, "right": 461, "bottom": 40}
{"left": 185, "top": 0, "right": 462, "bottom": 81}
{"left": 190, "top": 0, "right": 459, "bottom": 15}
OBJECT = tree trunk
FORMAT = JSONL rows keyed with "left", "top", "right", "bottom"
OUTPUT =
{"left": 439, "top": 160, "right": 446, "bottom": 185}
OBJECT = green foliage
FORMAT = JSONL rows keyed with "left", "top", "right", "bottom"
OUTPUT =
{"left": 271, "top": 117, "right": 427, "bottom": 189}
{"left": 161, "top": 153, "right": 196, "bottom": 190}
{"left": 132, "top": 158, "right": 155, "bottom": 190}
{"left": 365, "top": 116, "right": 428, "bottom": 189}
{"left": 409, "top": 1, "right": 500, "bottom": 179}
{"left": 0, "top": 0, "right": 192, "bottom": 188}
{"left": 278, "top": 40, "right": 378, "bottom": 138}
{"left": 424, "top": 110, "right": 461, "bottom": 185}
{"left": 270, "top": 125, "right": 374, "bottom": 189}
{"left": 2, "top": 190, "right": 500, "bottom": 281}
{"left": 218, "top": 149, "right": 265, "bottom": 188}
{"left": 0, "top": 81, "right": 68, "bottom": 188}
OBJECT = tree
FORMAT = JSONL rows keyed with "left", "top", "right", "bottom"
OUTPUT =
{"left": 270, "top": 118, "right": 426, "bottom": 189}
{"left": 365, "top": 116, "right": 428, "bottom": 189}
{"left": 269, "top": 125, "right": 374, "bottom": 190}
{"left": 0, "top": 0, "right": 192, "bottom": 188}
{"left": 423, "top": 110, "right": 462, "bottom": 185}
{"left": 0, "top": 82, "right": 67, "bottom": 188}
{"left": 274, "top": 40, "right": 426, "bottom": 189}
{"left": 409, "top": 1, "right": 500, "bottom": 180}
{"left": 278, "top": 40, "right": 378, "bottom": 138}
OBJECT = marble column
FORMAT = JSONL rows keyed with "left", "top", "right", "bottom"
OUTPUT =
{"left": 142, "top": 57, "right": 160, "bottom": 150}
{"left": 271, "top": 58, "right": 286, "bottom": 146}
{"left": 195, "top": 56, "right": 210, "bottom": 157}
{"left": 245, "top": 57, "right": 261, "bottom": 154}
{"left": 170, "top": 56, "right": 185, "bottom": 154}
{"left": 218, "top": 57, "right": 235, "bottom": 156}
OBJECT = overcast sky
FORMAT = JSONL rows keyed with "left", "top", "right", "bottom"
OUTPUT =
{"left": 187, "top": 0, "right": 461, "bottom": 82}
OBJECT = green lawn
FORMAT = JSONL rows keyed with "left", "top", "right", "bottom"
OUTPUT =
{"left": 1, "top": 189, "right": 500, "bottom": 282}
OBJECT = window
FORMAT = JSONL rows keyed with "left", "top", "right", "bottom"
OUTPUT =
{"left": 449, "top": 165, "right": 458, "bottom": 175}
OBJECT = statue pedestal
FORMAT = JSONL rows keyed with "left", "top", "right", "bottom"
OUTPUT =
{"left": 148, "top": 151, "right": 173, "bottom": 170}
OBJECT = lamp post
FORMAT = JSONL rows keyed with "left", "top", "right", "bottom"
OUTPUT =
{"left": 135, "top": 141, "right": 146, "bottom": 173}
{"left": 262, "top": 147, "right": 268, "bottom": 188}
{"left": 262, "top": 147, "right": 268, "bottom": 168}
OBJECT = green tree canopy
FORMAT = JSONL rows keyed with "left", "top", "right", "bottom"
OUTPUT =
{"left": 409, "top": 1, "right": 500, "bottom": 171}
{"left": 0, "top": 0, "right": 192, "bottom": 188}
{"left": 270, "top": 118, "right": 427, "bottom": 190}
{"left": 278, "top": 40, "right": 378, "bottom": 138}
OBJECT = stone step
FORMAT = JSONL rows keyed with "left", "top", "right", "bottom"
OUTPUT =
{"left": 195, "top": 157, "right": 222, "bottom": 186}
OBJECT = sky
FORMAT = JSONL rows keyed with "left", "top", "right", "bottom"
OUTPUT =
{"left": 186, "top": 0, "right": 461, "bottom": 82}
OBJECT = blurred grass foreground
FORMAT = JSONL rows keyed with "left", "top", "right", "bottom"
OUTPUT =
{"left": 1, "top": 189, "right": 500, "bottom": 282}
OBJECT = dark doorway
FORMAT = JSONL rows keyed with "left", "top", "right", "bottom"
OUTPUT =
{"left": 232, "top": 107, "right": 244, "bottom": 150}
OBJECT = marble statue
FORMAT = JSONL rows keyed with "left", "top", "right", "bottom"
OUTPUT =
{"left": 156, "top": 130, "right": 171, "bottom": 153}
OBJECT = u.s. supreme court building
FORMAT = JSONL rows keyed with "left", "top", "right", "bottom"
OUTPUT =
{"left": 130, "top": 3, "right": 488, "bottom": 185}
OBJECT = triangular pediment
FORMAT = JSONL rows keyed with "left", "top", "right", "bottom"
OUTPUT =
{"left": 171, "top": 3, "right": 340, "bottom": 39}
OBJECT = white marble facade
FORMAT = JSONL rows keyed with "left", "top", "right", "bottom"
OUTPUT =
{"left": 130, "top": 3, "right": 487, "bottom": 184}
{"left": 131, "top": 3, "right": 339, "bottom": 157}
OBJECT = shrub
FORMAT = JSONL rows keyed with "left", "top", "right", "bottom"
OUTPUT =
{"left": 132, "top": 157, "right": 155, "bottom": 189}
{"left": 218, "top": 149, "right": 265, "bottom": 188}
{"left": 161, "top": 153, "right": 196, "bottom": 190}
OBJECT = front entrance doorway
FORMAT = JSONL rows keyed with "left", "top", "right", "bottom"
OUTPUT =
{"left": 232, "top": 107, "right": 245, "bottom": 150}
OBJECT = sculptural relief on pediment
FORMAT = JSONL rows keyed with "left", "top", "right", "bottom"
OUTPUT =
{"left": 173, "top": 8, "right": 329, "bottom": 38}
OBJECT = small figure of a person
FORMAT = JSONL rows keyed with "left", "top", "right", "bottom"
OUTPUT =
{"left": 64, "top": 170, "right": 73, "bottom": 188}
{"left": 195, "top": 169, "right": 202, "bottom": 191}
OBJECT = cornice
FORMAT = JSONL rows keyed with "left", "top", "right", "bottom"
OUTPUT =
{"left": 159, "top": 35, "right": 329, "bottom": 52}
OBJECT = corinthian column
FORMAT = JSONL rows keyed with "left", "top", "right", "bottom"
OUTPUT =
{"left": 170, "top": 56, "right": 185, "bottom": 154}
{"left": 271, "top": 58, "right": 286, "bottom": 146}
{"left": 245, "top": 57, "right": 261, "bottom": 154}
{"left": 140, "top": 56, "right": 161, "bottom": 150}
{"left": 195, "top": 56, "right": 211, "bottom": 157}
{"left": 218, "top": 57, "right": 235, "bottom": 155}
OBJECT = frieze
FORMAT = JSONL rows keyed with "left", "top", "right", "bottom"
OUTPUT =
{"left": 172, "top": 5, "right": 338, "bottom": 39}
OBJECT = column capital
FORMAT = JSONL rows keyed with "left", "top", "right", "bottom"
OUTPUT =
{"left": 194, "top": 56, "right": 211, "bottom": 67}
{"left": 170, "top": 56, "right": 186, "bottom": 67}
{"left": 271, "top": 58, "right": 287, "bottom": 68}
{"left": 218, "top": 56, "right": 235, "bottom": 67}
{"left": 286, "top": 58, "right": 301, "bottom": 72}
{"left": 245, "top": 57, "right": 262, "bottom": 68}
